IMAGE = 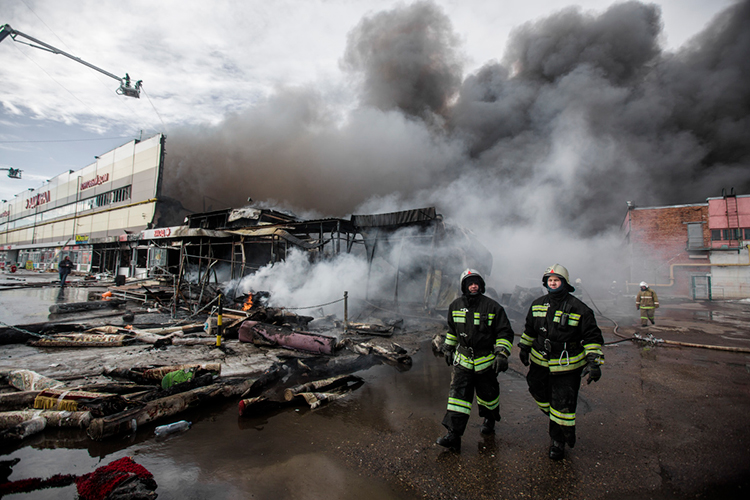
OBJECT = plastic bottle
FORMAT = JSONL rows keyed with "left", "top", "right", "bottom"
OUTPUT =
{"left": 154, "top": 420, "right": 191, "bottom": 438}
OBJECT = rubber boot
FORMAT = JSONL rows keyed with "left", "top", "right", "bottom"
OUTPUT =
{"left": 549, "top": 440, "right": 565, "bottom": 460}
{"left": 436, "top": 432, "right": 461, "bottom": 451}
{"left": 480, "top": 418, "right": 495, "bottom": 435}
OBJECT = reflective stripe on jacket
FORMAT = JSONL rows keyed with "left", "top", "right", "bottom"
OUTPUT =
{"left": 519, "top": 293, "right": 603, "bottom": 374}
{"left": 636, "top": 289, "right": 659, "bottom": 309}
{"left": 445, "top": 294, "right": 514, "bottom": 372}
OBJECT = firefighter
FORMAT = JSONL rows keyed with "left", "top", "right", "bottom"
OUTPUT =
{"left": 436, "top": 269, "right": 515, "bottom": 451}
{"left": 517, "top": 264, "right": 604, "bottom": 460}
{"left": 635, "top": 281, "right": 659, "bottom": 326}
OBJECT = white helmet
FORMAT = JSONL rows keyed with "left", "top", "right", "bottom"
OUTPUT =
{"left": 543, "top": 264, "right": 575, "bottom": 292}
{"left": 460, "top": 268, "right": 485, "bottom": 295}
{"left": 640, "top": 281, "right": 648, "bottom": 288}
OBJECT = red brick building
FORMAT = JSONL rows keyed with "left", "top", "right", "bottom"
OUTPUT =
{"left": 621, "top": 192, "right": 750, "bottom": 299}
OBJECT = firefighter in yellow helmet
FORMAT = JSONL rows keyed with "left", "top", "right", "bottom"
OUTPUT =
{"left": 635, "top": 281, "right": 659, "bottom": 326}
{"left": 517, "top": 264, "right": 604, "bottom": 460}
{"left": 436, "top": 269, "right": 515, "bottom": 451}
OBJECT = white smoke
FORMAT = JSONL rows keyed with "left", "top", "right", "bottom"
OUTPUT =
{"left": 231, "top": 248, "right": 381, "bottom": 318}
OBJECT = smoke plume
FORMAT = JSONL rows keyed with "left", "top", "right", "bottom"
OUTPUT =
{"left": 163, "top": 0, "right": 750, "bottom": 292}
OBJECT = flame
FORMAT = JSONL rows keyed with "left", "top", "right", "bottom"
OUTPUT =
{"left": 242, "top": 294, "right": 253, "bottom": 311}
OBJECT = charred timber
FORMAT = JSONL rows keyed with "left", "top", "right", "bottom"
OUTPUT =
{"left": 0, "top": 322, "right": 87, "bottom": 345}
{"left": 0, "top": 391, "right": 41, "bottom": 411}
{"left": 0, "top": 410, "right": 92, "bottom": 430}
{"left": 102, "top": 363, "right": 220, "bottom": 385}
{"left": 87, "top": 378, "right": 254, "bottom": 440}
{"left": 48, "top": 299, "right": 126, "bottom": 314}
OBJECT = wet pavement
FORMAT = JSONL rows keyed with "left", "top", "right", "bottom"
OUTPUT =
{"left": 1, "top": 281, "right": 750, "bottom": 499}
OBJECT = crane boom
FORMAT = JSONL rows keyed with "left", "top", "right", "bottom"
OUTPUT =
{"left": 0, "top": 23, "right": 141, "bottom": 98}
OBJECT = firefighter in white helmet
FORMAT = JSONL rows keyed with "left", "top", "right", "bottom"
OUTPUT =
{"left": 635, "top": 281, "right": 659, "bottom": 326}
{"left": 517, "top": 264, "right": 604, "bottom": 460}
{"left": 436, "top": 268, "right": 515, "bottom": 451}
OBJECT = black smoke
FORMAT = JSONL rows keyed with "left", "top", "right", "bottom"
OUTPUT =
{"left": 163, "top": 0, "right": 750, "bottom": 240}
{"left": 341, "top": 0, "right": 462, "bottom": 121}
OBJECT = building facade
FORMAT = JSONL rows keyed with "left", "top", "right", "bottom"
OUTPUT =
{"left": 0, "top": 133, "right": 167, "bottom": 275}
{"left": 621, "top": 192, "right": 750, "bottom": 299}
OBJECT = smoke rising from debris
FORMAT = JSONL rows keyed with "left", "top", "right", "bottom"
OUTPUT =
{"left": 163, "top": 0, "right": 750, "bottom": 291}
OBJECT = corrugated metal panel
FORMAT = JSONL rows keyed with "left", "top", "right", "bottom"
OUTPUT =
{"left": 351, "top": 207, "right": 437, "bottom": 227}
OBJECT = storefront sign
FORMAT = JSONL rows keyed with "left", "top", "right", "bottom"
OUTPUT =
{"left": 75, "top": 234, "right": 89, "bottom": 244}
{"left": 26, "top": 191, "right": 51, "bottom": 209}
{"left": 142, "top": 227, "right": 176, "bottom": 239}
{"left": 80, "top": 173, "right": 110, "bottom": 190}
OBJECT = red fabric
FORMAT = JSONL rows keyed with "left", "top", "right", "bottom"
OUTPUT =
{"left": 75, "top": 457, "right": 155, "bottom": 500}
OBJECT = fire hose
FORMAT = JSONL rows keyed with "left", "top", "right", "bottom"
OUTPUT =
{"left": 579, "top": 283, "right": 750, "bottom": 354}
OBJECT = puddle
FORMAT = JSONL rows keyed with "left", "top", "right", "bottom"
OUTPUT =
{"left": 0, "top": 286, "right": 91, "bottom": 325}
{"left": 1, "top": 343, "right": 534, "bottom": 499}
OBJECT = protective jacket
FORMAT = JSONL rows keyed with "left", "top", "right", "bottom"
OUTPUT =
{"left": 636, "top": 289, "right": 659, "bottom": 309}
{"left": 444, "top": 294, "right": 514, "bottom": 372}
{"left": 519, "top": 292, "right": 603, "bottom": 373}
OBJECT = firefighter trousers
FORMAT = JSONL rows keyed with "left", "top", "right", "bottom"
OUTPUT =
{"left": 640, "top": 308, "right": 655, "bottom": 326}
{"left": 441, "top": 366, "right": 500, "bottom": 436}
{"left": 526, "top": 362, "right": 584, "bottom": 448}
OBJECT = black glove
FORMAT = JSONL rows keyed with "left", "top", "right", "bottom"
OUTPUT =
{"left": 492, "top": 352, "right": 508, "bottom": 374}
{"left": 443, "top": 346, "right": 455, "bottom": 366}
{"left": 581, "top": 355, "right": 602, "bottom": 384}
{"left": 519, "top": 346, "right": 530, "bottom": 367}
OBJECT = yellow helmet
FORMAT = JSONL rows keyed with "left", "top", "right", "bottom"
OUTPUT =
{"left": 543, "top": 264, "right": 575, "bottom": 292}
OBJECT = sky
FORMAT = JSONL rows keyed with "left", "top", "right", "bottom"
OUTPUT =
{"left": 1, "top": 0, "right": 747, "bottom": 292}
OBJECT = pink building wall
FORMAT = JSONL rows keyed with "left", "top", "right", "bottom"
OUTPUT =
{"left": 708, "top": 195, "right": 750, "bottom": 229}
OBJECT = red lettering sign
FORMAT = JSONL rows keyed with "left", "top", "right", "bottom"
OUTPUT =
{"left": 80, "top": 173, "right": 110, "bottom": 191}
{"left": 25, "top": 191, "right": 51, "bottom": 209}
{"left": 154, "top": 228, "right": 171, "bottom": 237}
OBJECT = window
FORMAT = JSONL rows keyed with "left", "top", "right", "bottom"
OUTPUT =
{"left": 745, "top": 228, "right": 750, "bottom": 240}
{"left": 95, "top": 192, "right": 112, "bottom": 208}
{"left": 112, "top": 185, "right": 131, "bottom": 203}
{"left": 686, "top": 223, "right": 704, "bottom": 249}
{"left": 711, "top": 229, "right": 722, "bottom": 241}
{"left": 722, "top": 229, "right": 740, "bottom": 241}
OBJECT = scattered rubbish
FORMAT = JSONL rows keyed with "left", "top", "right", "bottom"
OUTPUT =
{"left": 48, "top": 299, "right": 125, "bottom": 314}
{"left": 239, "top": 374, "right": 364, "bottom": 416}
{"left": 0, "top": 456, "right": 157, "bottom": 499}
{"left": 154, "top": 419, "right": 191, "bottom": 438}
{"left": 0, "top": 416, "right": 46, "bottom": 444}
{"left": 33, "top": 388, "right": 129, "bottom": 416}
{"left": 3, "top": 369, "right": 64, "bottom": 391}
{"left": 28, "top": 333, "right": 133, "bottom": 348}
{"left": 347, "top": 321, "right": 395, "bottom": 336}
{"left": 0, "top": 409, "right": 92, "bottom": 430}
{"left": 238, "top": 320, "right": 337, "bottom": 354}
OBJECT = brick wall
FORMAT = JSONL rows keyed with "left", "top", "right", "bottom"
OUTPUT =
{"left": 623, "top": 204, "right": 709, "bottom": 297}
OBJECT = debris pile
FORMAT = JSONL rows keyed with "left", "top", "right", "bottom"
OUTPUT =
{"left": 0, "top": 287, "right": 417, "bottom": 445}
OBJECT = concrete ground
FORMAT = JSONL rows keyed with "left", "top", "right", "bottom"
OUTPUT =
{"left": 1, "top": 277, "right": 749, "bottom": 499}
{"left": 331, "top": 298, "right": 750, "bottom": 500}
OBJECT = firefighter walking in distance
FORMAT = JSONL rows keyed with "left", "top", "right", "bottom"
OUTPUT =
{"left": 635, "top": 281, "right": 659, "bottom": 326}
{"left": 517, "top": 264, "right": 604, "bottom": 460}
{"left": 436, "top": 269, "right": 515, "bottom": 451}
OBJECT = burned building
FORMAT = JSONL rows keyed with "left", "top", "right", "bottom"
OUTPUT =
{"left": 141, "top": 205, "right": 492, "bottom": 313}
